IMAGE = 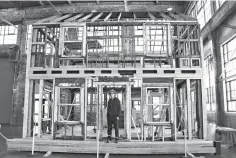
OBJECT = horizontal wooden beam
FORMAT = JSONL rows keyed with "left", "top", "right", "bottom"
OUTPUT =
{"left": 0, "top": 3, "right": 184, "bottom": 23}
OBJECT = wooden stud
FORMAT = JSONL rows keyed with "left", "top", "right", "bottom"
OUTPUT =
{"left": 126, "top": 83, "right": 131, "bottom": 140}
{"left": 186, "top": 79, "right": 192, "bottom": 140}
{"left": 38, "top": 79, "right": 44, "bottom": 138}
{"left": 22, "top": 27, "right": 33, "bottom": 138}
{"left": 84, "top": 78, "right": 88, "bottom": 140}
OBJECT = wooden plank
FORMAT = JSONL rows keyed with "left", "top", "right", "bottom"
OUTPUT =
{"left": 118, "top": 12, "right": 122, "bottom": 21}
{"left": 84, "top": 78, "right": 88, "bottom": 140}
{"left": 126, "top": 83, "right": 131, "bottom": 140}
{"left": 50, "top": 14, "right": 72, "bottom": 23}
{"left": 22, "top": 27, "right": 33, "bottom": 138}
{"left": 67, "top": 0, "right": 72, "bottom": 5}
{"left": 104, "top": 12, "right": 112, "bottom": 22}
{"left": 38, "top": 79, "right": 44, "bottom": 138}
{"left": 77, "top": 13, "right": 93, "bottom": 23}
{"left": 91, "top": 12, "right": 103, "bottom": 22}
{"left": 64, "top": 13, "right": 84, "bottom": 22}
{"left": 186, "top": 79, "right": 192, "bottom": 140}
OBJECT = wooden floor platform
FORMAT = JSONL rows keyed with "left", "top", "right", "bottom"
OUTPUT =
{"left": 7, "top": 138, "right": 216, "bottom": 155}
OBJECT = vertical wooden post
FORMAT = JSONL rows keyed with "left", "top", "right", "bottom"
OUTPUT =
{"left": 186, "top": 79, "right": 192, "bottom": 139}
{"left": 126, "top": 83, "right": 131, "bottom": 140}
{"left": 51, "top": 79, "right": 55, "bottom": 138}
{"left": 22, "top": 26, "right": 33, "bottom": 138}
{"left": 80, "top": 84, "right": 85, "bottom": 139}
{"left": 38, "top": 79, "right": 44, "bottom": 137}
{"left": 27, "top": 80, "right": 34, "bottom": 137}
{"left": 172, "top": 80, "right": 176, "bottom": 141}
{"left": 97, "top": 85, "right": 103, "bottom": 138}
{"left": 84, "top": 78, "right": 88, "bottom": 140}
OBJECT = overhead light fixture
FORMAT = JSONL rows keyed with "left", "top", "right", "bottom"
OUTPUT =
{"left": 167, "top": 7, "right": 173, "bottom": 11}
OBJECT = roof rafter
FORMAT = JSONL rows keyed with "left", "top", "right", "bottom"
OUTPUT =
{"left": 104, "top": 12, "right": 112, "bottom": 21}
{"left": 77, "top": 13, "right": 93, "bottom": 22}
{"left": 64, "top": 13, "right": 84, "bottom": 22}
{"left": 91, "top": 12, "right": 103, "bottom": 22}
{"left": 148, "top": 12, "right": 156, "bottom": 20}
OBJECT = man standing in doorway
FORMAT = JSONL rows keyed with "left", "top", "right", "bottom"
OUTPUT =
{"left": 106, "top": 89, "right": 121, "bottom": 143}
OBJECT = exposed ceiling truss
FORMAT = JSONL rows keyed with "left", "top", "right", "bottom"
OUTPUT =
{"left": 34, "top": 11, "right": 197, "bottom": 24}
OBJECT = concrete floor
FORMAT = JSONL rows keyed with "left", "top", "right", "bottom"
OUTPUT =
{"left": 0, "top": 125, "right": 236, "bottom": 158}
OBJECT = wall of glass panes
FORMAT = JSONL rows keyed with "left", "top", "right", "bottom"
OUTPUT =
{"left": 222, "top": 36, "right": 236, "bottom": 111}
{"left": 0, "top": 25, "right": 18, "bottom": 45}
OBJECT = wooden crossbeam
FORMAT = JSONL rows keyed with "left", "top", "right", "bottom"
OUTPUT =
{"left": 104, "top": 12, "right": 112, "bottom": 21}
{"left": 148, "top": 12, "right": 156, "bottom": 20}
{"left": 159, "top": 12, "right": 173, "bottom": 21}
{"left": 91, "top": 12, "right": 103, "bottom": 22}
{"left": 77, "top": 13, "right": 93, "bottom": 22}
{"left": 118, "top": 12, "right": 122, "bottom": 21}
{"left": 64, "top": 13, "right": 84, "bottom": 22}
{"left": 50, "top": 14, "right": 72, "bottom": 22}
{"left": 36, "top": 15, "right": 61, "bottom": 23}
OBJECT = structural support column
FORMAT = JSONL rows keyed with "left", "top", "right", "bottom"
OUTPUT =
{"left": 84, "top": 78, "right": 88, "bottom": 140}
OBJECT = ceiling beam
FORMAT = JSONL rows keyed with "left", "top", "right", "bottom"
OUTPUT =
{"left": 47, "top": 0, "right": 62, "bottom": 15}
{"left": 39, "top": 1, "right": 45, "bottom": 7}
{"left": 0, "top": 3, "right": 185, "bottom": 23}
{"left": 67, "top": 0, "right": 73, "bottom": 5}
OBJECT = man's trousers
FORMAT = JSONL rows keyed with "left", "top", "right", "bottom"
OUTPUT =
{"left": 107, "top": 116, "right": 119, "bottom": 139}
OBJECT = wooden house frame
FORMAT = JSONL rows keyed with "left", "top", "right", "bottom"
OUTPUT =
{"left": 7, "top": 11, "right": 220, "bottom": 155}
